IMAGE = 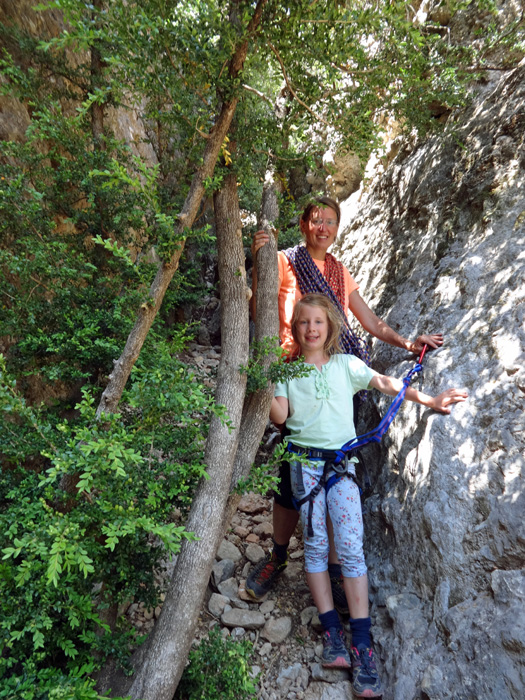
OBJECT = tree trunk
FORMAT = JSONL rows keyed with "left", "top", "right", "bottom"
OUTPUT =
{"left": 95, "top": 0, "right": 269, "bottom": 419}
{"left": 105, "top": 6, "right": 270, "bottom": 696}
{"left": 224, "top": 171, "right": 281, "bottom": 524}
{"left": 95, "top": 103, "right": 235, "bottom": 418}
{"left": 90, "top": 0, "right": 105, "bottom": 149}
{"left": 127, "top": 169, "right": 250, "bottom": 699}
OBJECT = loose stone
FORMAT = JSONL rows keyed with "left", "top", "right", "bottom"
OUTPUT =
{"left": 245, "top": 542, "right": 265, "bottom": 563}
{"left": 208, "top": 592, "right": 229, "bottom": 618}
{"left": 221, "top": 608, "right": 265, "bottom": 630}
{"left": 218, "top": 577, "right": 239, "bottom": 599}
{"left": 217, "top": 539, "right": 242, "bottom": 562}
{"left": 261, "top": 616, "right": 293, "bottom": 644}
{"left": 260, "top": 599, "right": 276, "bottom": 614}
{"left": 259, "top": 641, "right": 273, "bottom": 657}
{"left": 211, "top": 558, "right": 235, "bottom": 588}
{"left": 238, "top": 493, "right": 269, "bottom": 514}
{"left": 253, "top": 521, "right": 274, "bottom": 538}
{"left": 310, "top": 664, "right": 351, "bottom": 683}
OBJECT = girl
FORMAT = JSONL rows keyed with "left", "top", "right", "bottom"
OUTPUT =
{"left": 247, "top": 196, "right": 442, "bottom": 610}
{"left": 270, "top": 293, "right": 467, "bottom": 698}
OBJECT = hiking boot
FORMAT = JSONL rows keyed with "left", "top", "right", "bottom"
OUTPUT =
{"left": 350, "top": 644, "right": 383, "bottom": 697}
{"left": 321, "top": 626, "right": 351, "bottom": 668}
{"left": 330, "top": 574, "right": 349, "bottom": 616}
{"left": 245, "top": 551, "right": 287, "bottom": 600}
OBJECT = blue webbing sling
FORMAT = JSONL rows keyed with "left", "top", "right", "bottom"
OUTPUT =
{"left": 288, "top": 345, "right": 428, "bottom": 536}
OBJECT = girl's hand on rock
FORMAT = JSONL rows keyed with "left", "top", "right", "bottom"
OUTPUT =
{"left": 431, "top": 388, "right": 468, "bottom": 414}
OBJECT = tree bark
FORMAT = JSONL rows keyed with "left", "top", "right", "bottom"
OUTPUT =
{"left": 224, "top": 171, "right": 281, "bottom": 524}
{"left": 90, "top": 0, "right": 105, "bottom": 149}
{"left": 127, "top": 169, "right": 250, "bottom": 699}
{"left": 95, "top": 0, "right": 269, "bottom": 418}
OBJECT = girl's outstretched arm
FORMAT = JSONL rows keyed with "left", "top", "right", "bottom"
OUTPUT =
{"left": 270, "top": 395, "right": 289, "bottom": 424}
{"left": 369, "top": 374, "right": 468, "bottom": 414}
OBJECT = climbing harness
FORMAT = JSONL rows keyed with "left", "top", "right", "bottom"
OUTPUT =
{"left": 288, "top": 444, "right": 358, "bottom": 538}
{"left": 288, "top": 345, "right": 428, "bottom": 537}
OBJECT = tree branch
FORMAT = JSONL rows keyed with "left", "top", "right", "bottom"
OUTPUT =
{"left": 332, "top": 61, "right": 382, "bottom": 77}
{"left": 242, "top": 82, "right": 274, "bottom": 105}
{"left": 95, "top": 30, "right": 253, "bottom": 418}
{"left": 267, "top": 41, "right": 331, "bottom": 128}
{"left": 251, "top": 145, "right": 306, "bottom": 162}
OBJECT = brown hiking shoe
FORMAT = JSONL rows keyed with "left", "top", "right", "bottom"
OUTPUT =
{"left": 245, "top": 551, "right": 287, "bottom": 600}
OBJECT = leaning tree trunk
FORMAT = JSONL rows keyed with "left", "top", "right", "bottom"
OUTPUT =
{"left": 127, "top": 170, "right": 250, "bottom": 699}
{"left": 95, "top": 101, "right": 236, "bottom": 418}
{"left": 95, "top": 0, "right": 269, "bottom": 419}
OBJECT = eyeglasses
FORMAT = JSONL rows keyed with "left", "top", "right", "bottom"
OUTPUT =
{"left": 309, "top": 218, "right": 338, "bottom": 227}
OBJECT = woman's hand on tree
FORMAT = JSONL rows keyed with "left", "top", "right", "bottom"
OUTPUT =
{"left": 252, "top": 230, "right": 270, "bottom": 257}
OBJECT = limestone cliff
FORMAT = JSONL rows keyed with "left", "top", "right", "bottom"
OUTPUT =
{"left": 333, "top": 63, "right": 525, "bottom": 700}
{"left": 0, "top": 0, "right": 156, "bottom": 162}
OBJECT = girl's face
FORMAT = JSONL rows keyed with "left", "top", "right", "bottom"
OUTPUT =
{"left": 300, "top": 206, "right": 339, "bottom": 257}
{"left": 295, "top": 304, "right": 329, "bottom": 353}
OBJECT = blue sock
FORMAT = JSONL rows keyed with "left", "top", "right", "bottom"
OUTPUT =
{"left": 349, "top": 617, "right": 372, "bottom": 648}
{"left": 319, "top": 609, "right": 341, "bottom": 631}
{"left": 328, "top": 563, "right": 342, "bottom": 578}
{"left": 272, "top": 539, "right": 288, "bottom": 563}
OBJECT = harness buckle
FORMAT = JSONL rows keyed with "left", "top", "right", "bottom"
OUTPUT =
{"left": 332, "top": 454, "right": 349, "bottom": 476}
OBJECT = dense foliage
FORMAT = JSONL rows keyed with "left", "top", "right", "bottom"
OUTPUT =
{"left": 0, "top": 340, "right": 218, "bottom": 697}
{"left": 1, "top": 0, "right": 522, "bottom": 696}
{"left": 176, "top": 626, "right": 258, "bottom": 700}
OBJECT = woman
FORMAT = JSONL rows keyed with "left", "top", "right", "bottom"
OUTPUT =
{"left": 246, "top": 195, "right": 442, "bottom": 605}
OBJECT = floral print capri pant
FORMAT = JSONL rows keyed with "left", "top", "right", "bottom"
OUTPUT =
{"left": 290, "top": 459, "right": 367, "bottom": 578}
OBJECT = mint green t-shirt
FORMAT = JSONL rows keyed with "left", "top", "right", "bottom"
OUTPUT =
{"left": 274, "top": 354, "right": 377, "bottom": 451}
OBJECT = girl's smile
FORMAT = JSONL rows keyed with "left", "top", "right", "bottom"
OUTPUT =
{"left": 296, "top": 305, "right": 329, "bottom": 354}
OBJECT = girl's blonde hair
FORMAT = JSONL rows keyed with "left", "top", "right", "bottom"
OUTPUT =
{"left": 291, "top": 293, "right": 343, "bottom": 356}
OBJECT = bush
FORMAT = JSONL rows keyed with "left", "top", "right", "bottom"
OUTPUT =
{"left": 0, "top": 339, "right": 218, "bottom": 695}
{"left": 176, "top": 626, "right": 258, "bottom": 700}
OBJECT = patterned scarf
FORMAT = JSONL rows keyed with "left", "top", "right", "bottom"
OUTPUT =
{"left": 283, "top": 245, "right": 371, "bottom": 367}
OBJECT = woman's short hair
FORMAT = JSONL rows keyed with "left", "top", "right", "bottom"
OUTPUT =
{"left": 301, "top": 196, "right": 341, "bottom": 225}
{"left": 291, "top": 293, "right": 343, "bottom": 356}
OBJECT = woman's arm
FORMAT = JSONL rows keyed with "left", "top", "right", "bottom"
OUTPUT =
{"left": 270, "top": 395, "right": 289, "bottom": 424}
{"left": 348, "top": 290, "right": 443, "bottom": 354}
{"left": 369, "top": 374, "right": 468, "bottom": 414}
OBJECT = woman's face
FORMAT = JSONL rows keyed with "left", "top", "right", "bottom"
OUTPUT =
{"left": 300, "top": 206, "right": 339, "bottom": 258}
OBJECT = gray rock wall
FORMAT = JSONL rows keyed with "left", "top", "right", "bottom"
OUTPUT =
{"left": 333, "top": 64, "right": 525, "bottom": 700}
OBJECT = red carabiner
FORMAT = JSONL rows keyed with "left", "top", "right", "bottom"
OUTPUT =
{"left": 418, "top": 344, "right": 428, "bottom": 365}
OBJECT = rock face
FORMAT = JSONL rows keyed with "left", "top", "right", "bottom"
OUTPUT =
{"left": 323, "top": 149, "right": 362, "bottom": 202}
{"left": 0, "top": 0, "right": 157, "bottom": 164}
{"left": 332, "top": 63, "right": 525, "bottom": 699}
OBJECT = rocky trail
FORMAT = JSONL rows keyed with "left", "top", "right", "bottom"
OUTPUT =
{"left": 125, "top": 341, "right": 364, "bottom": 700}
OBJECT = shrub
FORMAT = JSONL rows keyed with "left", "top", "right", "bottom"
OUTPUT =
{"left": 176, "top": 626, "right": 258, "bottom": 700}
{"left": 0, "top": 339, "right": 218, "bottom": 694}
